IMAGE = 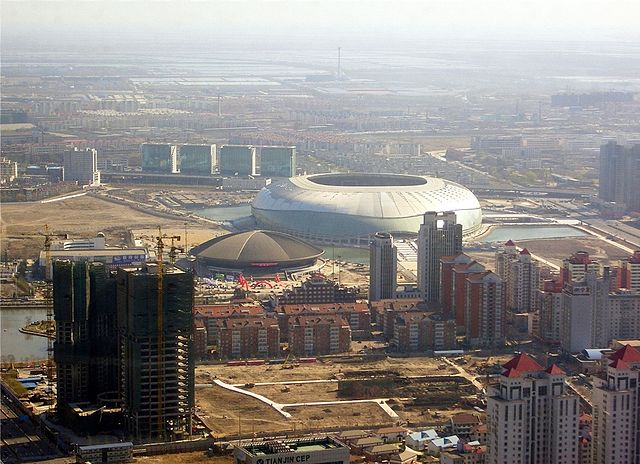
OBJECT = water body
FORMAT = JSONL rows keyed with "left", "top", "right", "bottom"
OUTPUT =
{"left": 324, "top": 247, "right": 370, "bottom": 265}
{"left": 0, "top": 308, "right": 48, "bottom": 363}
{"left": 194, "top": 205, "right": 252, "bottom": 222}
{"left": 480, "top": 225, "right": 588, "bottom": 243}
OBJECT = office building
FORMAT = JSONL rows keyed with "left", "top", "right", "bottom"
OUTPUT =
{"left": 465, "top": 271, "right": 506, "bottom": 347}
{"left": 141, "top": 143, "right": 177, "bottom": 174}
{"left": 260, "top": 145, "right": 296, "bottom": 177}
{"left": 369, "top": 232, "right": 398, "bottom": 301}
{"left": 417, "top": 212, "right": 463, "bottom": 302}
{"left": 487, "top": 353, "right": 579, "bottom": 464}
{"left": 288, "top": 315, "right": 351, "bottom": 356}
{"left": 235, "top": 437, "right": 349, "bottom": 464}
{"left": 219, "top": 145, "right": 256, "bottom": 176}
{"left": 179, "top": 144, "right": 216, "bottom": 175}
{"left": 599, "top": 141, "right": 640, "bottom": 212}
{"left": 53, "top": 261, "right": 118, "bottom": 413}
{"left": 507, "top": 249, "right": 540, "bottom": 312}
{"left": 117, "top": 265, "right": 194, "bottom": 441}
{"left": 63, "top": 147, "right": 100, "bottom": 184}
{"left": 591, "top": 344, "right": 640, "bottom": 464}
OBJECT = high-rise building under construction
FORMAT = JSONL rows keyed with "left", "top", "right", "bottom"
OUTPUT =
{"left": 53, "top": 261, "right": 119, "bottom": 414}
{"left": 117, "top": 265, "right": 194, "bottom": 442}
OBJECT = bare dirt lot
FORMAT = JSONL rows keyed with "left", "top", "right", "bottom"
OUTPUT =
{"left": 136, "top": 453, "right": 232, "bottom": 464}
{"left": 195, "top": 357, "right": 480, "bottom": 438}
{"left": 1, "top": 194, "right": 225, "bottom": 259}
{"left": 516, "top": 236, "right": 630, "bottom": 267}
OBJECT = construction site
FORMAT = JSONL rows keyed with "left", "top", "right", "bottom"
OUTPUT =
{"left": 194, "top": 354, "right": 500, "bottom": 439}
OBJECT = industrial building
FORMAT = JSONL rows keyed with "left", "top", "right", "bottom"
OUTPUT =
{"left": 179, "top": 144, "right": 216, "bottom": 175}
{"left": 252, "top": 173, "right": 482, "bottom": 246}
{"left": 219, "top": 144, "right": 256, "bottom": 176}
{"left": 117, "top": 264, "right": 194, "bottom": 441}
{"left": 260, "top": 145, "right": 296, "bottom": 177}
{"left": 234, "top": 437, "right": 349, "bottom": 464}
{"left": 141, "top": 143, "right": 178, "bottom": 173}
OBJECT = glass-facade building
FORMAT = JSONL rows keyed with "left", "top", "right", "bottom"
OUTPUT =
{"left": 141, "top": 143, "right": 177, "bottom": 173}
{"left": 219, "top": 145, "right": 256, "bottom": 176}
{"left": 179, "top": 144, "right": 216, "bottom": 175}
{"left": 260, "top": 146, "right": 296, "bottom": 177}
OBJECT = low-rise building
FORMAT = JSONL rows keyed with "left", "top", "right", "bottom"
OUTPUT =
{"left": 275, "top": 273, "right": 358, "bottom": 305}
{"left": 194, "top": 303, "right": 264, "bottom": 345}
{"left": 406, "top": 430, "right": 439, "bottom": 451}
{"left": 439, "top": 442, "right": 486, "bottom": 464}
{"left": 448, "top": 413, "right": 481, "bottom": 438}
{"left": 392, "top": 312, "right": 456, "bottom": 352}
{"left": 276, "top": 303, "right": 370, "bottom": 341}
{"left": 288, "top": 315, "right": 351, "bottom": 356}
{"left": 218, "top": 317, "right": 280, "bottom": 359}
{"left": 234, "top": 437, "right": 349, "bottom": 464}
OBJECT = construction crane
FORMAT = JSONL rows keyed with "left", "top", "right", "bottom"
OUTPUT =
{"left": 154, "top": 227, "right": 180, "bottom": 439}
{"left": 39, "top": 225, "right": 68, "bottom": 397}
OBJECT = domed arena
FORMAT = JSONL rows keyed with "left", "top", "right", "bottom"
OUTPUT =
{"left": 190, "top": 230, "right": 324, "bottom": 275}
{"left": 252, "top": 173, "right": 482, "bottom": 245}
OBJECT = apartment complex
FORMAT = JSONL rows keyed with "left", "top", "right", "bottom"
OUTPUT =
{"left": 417, "top": 211, "right": 462, "bottom": 302}
{"left": 275, "top": 302, "right": 370, "bottom": 340}
{"left": 487, "top": 353, "right": 579, "bottom": 464}
{"left": 369, "top": 232, "right": 397, "bottom": 301}
{"left": 591, "top": 344, "right": 640, "bottom": 464}
{"left": 507, "top": 249, "right": 540, "bottom": 312}
{"left": 391, "top": 311, "right": 456, "bottom": 352}
{"left": 440, "top": 253, "right": 485, "bottom": 327}
{"left": 288, "top": 315, "right": 351, "bottom": 356}
{"left": 465, "top": 271, "right": 506, "bottom": 348}
{"left": 275, "top": 274, "right": 358, "bottom": 305}
{"left": 217, "top": 317, "right": 280, "bottom": 359}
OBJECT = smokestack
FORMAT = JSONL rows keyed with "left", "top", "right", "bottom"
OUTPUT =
{"left": 337, "top": 47, "right": 341, "bottom": 81}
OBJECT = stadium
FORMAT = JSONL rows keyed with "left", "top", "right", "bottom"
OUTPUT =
{"left": 251, "top": 173, "right": 482, "bottom": 245}
{"left": 190, "top": 230, "right": 324, "bottom": 276}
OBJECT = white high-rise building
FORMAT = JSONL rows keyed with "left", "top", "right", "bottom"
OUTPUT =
{"left": 507, "top": 248, "right": 540, "bottom": 312}
{"left": 562, "top": 251, "right": 600, "bottom": 283}
{"left": 369, "top": 232, "right": 397, "bottom": 301}
{"left": 591, "top": 344, "right": 640, "bottom": 464}
{"left": 417, "top": 211, "right": 462, "bottom": 302}
{"left": 487, "top": 353, "right": 579, "bottom": 464}
{"left": 495, "top": 239, "right": 518, "bottom": 280}
{"left": 63, "top": 148, "right": 100, "bottom": 185}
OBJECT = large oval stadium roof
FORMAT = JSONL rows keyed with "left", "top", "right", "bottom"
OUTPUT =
{"left": 193, "top": 230, "right": 323, "bottom": 264}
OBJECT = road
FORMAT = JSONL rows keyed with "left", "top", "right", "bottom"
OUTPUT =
{"left": 441, "top": 358, "right": 484, "bottom": 391}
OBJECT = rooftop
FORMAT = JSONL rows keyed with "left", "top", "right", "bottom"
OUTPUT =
{"left": 240, "top": 437, "right": 344, "bottom": 456}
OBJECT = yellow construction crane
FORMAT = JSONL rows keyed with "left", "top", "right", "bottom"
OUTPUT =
{"left": 39, "top": 225, "right": 68, "bottom": 395}
{"left": 154, "top": 227, "right": 180, "bottom": 439}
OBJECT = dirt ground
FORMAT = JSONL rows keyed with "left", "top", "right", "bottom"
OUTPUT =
{"left": 136, "top": 453, "right": 232, "bottom": 464}
{"left": 468, "top": 235, "right": 631, "bottom": 271}
{"left": 195, "top": 357, "right": 481, "bottom": 438}
{"left": 0, "top": 195, "right": 225, "bottom": 259}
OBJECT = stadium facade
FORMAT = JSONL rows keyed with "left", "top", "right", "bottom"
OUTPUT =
{"left": 251, "top": 173, "right": 482, "bottom": 246}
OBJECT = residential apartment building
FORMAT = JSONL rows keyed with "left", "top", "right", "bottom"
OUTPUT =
{"left": 507, "top": 249, "right": 540, "bottom": 312}
{"left": 193, "top": 302, "right": 264, "bottom": 345}
{"left": 275, "top": 273, "right": 358, "bottom": 305}
{"left": 591, "top": 344, "right": 640, "bottom": 464}
{"left": 391, "top": 311, "right": 456, "bottom": 352}
{"left": 487, "top": 353, "right": 579, "bottom": 464}
{"left": 217, "top": 317, "right": 280, "bottom": 359}
{"left": 465, "top": 271, "right": 506, "bottom": 348}
{"left": 288, "top": 315, "right": 351, "bottom": 356}
{"left": 619, "top": 250, "right": 640, "bottom": 291}
{"left": 537, "top": 278, "right": 563, "bottom": 344}
{"left": 369, "top": 232, "right": 398, "bottom": 302}
{"left": 494, "top": 239, "right": 518, "bottom": 280}
{"left": 561, "top": 251, "right": 600, "bottom": 284}
{"left": 417, "top": 211, "right": 463, "bottom": 302}
{"left": 275, "top": 303, "right": 370, "bottom": 341}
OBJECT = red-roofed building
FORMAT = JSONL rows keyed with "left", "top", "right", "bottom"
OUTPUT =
{"left": 276, "top": 303, "right": 370, "bottom": 341}
{"left": 488, "top": 352, "right": 578, "bottom": 464}
{"left": 495, "top": 240, "right": 518, "bottom": 280}
{"left": 592, "top": 344, "right": 640, "bottom": 464}
{"left": 391, "top": 311, "right": 456, "bottom": 352}
{"left": 217, "top": 317, "right": 280, "bottom": 359}
{"left": 288, "top": 314, "right": 351, "bottom": 356}
{"left": 194, "top": 302, "right": 265, "bottom": 345}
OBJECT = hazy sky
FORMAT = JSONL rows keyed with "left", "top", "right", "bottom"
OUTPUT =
{"left": 3, "top": 0, "right": 640, "bottom": 50}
